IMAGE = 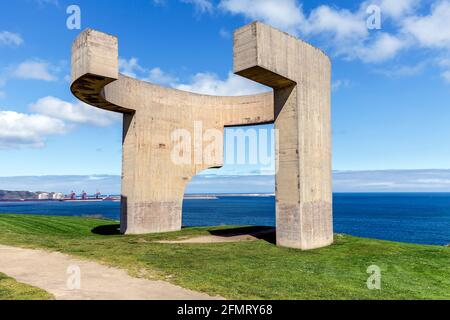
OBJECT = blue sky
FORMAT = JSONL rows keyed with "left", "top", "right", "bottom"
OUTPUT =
{"left": 1, "top": 0, "right": 450, "bottom": 192}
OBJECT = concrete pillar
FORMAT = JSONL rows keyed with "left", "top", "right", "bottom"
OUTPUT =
{"left": 234, "top": 22, "right": 333, "bottom": 250}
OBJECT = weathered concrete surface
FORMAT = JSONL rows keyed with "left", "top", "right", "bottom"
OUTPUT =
{"left": 71, "top": 29, "right": 273, "bottom": 235}
{"left": 70, "top": 22, "right": 332, "bottom": 250}
{"left": 0, "top": 245, "right": 223, "bottom": 300}
{"left": 234, "top": 22, "right": 333, "bottom": 250}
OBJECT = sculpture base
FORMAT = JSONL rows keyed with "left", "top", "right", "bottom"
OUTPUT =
{"left": 120, "top": 200, "right": 182, "bottom": 234}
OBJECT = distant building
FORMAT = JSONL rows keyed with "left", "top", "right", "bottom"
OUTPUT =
{"left": 53, "top": 193, "right": 64, "bottom": 200}
{"left": 38, "top": 193, "right": 49, "bottom": 200}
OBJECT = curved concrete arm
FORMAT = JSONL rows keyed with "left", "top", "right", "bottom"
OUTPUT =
{"left": 70, "top": 29, "right": 132, "bottom": 114}
{"left": 70, "top": 29, "right": 274, "bottom": 124}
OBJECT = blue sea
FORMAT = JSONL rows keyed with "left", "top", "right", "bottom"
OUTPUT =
{"left": 1, "top": 193, "right": 450, "bottom": 246}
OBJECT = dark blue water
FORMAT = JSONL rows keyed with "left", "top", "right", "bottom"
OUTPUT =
{"left": 1, "top": 193, "right": 450, "bottom": 246}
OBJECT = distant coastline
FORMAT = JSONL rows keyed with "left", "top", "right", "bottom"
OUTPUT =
{"left": 0, "top": 190, "right": 41, "bottom": 201}
{"left": 0, "top": 190, "right": 120, "bottom": 202}
{"left": 0, "top": 189, "right": 275, "bottom": 202}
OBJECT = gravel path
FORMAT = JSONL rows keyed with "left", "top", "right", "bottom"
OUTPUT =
{"left": 0, "top": 245, "right": 223, "bottom": 300}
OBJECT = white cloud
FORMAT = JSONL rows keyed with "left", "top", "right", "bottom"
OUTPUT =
{"left": 0, "top": 175, "right": 120, "bottom": 195}
{"left": 34, "top": 0, "right": 59, "bottom": 6}
{"left": 375, "top": 62, "right": 426, "bottom": 78}
{"left": 10, "top": 59, "right": 58, "bottom": 81}
{"left": 143, "top": 67, "right": 179, "bottom": 85}
{"left": 356, "top": 33, "right": 406, "bottom": 63}
{"left": 0, "top": 59, "right": 61, "bottom": 96}
{"left": 332, "top": 79, "right": 350, "bottom": 92}
{"left": 175, "top": 71, "right": 269, "bottom": 96}
{"left": 438, "top": 58, "right": 450, "bottom": 68}
{"left": 415, "top": 178, "right": 450, "bottom": 184}
{"left": 402, "top": 0, "right": 450, "bottom": 49}
{"left": 118, "top": 57, "right": 144, "bottom": 78}
{"left": 0, "top": 77, "right": 5, "bottom": 97}
{"left": 120, "top": 56, "right": 268, "bottom": 95}
{"left": 304, "top": 4, "right": 412, "bottom": 63}
{"left": 219, "top": 0, "right": 305, "bottom": 35}
{"left": 290, "top": 3, "right": 408, "bottom": 64}
{"left": 0, "top": 110, "right": 66, "bottom": 149}
{"left": 217, "top": 1, "right": 445, "bottom": 66}
{"left": 364, "top": 0, "right": 420, "bottom": 19}
{"left": 305, "top": 5, "right": 367, "bottom": 41}
{"left": 436, "top": 58, "right": 450, "bottom": 83}
{"left": 181, "top": 0, "right": 213, "bottom": 13}
{"left": 119, "top": 57, "right": 178, "bottom": 85}
{"left": 152, "top": 0, "right": 166, "bottom": 5}
{"left": 0, "top": 95, "right": 120, "bottom": 149}
{"left": 442, "top": 70, "right": 450, "bottom": 83}
{"left": 218, "top": 0, "right": 370, "bottom": 45}
{"left": 119, "top": 1, "right": 450, "bottom": 89}
{"left": 184, "top": 0, "right": 449, "bottom": 83}
{"left": 334, "top": 170, "right": 450, "bottom": 192}
{"left": 29, "top": 96, "right": 120, "bottom": 127}
{"left": 0, "top": 31, "right": 23, "bottom": 47}
{"left": 383, "top": 0, "right": 420, "bottom": 18}
{"left": 218, "top": 1, "right": 407, "bottom": 63}
{"left": 219, "top": 28, "right": 231, "bottom": 39}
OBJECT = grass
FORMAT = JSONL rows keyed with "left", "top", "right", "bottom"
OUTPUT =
{"left": 0, "top": 214, "right": 449, "bottom": 300}
{"left": 0, "top": 272, "right": 53, "bottom": 300}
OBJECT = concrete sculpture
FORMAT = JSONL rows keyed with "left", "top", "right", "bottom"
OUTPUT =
{"left": 71, "top": 22, "right": 333, "bottom": 250}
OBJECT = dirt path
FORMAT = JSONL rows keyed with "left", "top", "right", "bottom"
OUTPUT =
{"left": 0, "top": 245, "right": 223, "bottom": 300}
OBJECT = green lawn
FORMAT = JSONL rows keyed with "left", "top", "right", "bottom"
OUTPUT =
{"left": 0, "top": 272, "right": 53, "bottom": 300}
{"left": 0, "top": 214, "right": 449, "bottom": 300}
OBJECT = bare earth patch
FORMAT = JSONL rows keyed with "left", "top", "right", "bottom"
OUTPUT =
{"left": 0, "top": 245, "right": 223, "bottom": 300}
{"left": 157, "top": 227, "right": 275, "bottom": 244}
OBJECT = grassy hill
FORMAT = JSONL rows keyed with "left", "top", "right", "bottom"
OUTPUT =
{"left": 0, "top": 214, "right": 449, "bottom": 300}
{"left": 0, "top": 272, "right": 53, "bottom": 300}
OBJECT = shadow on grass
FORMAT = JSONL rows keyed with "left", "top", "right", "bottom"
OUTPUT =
{"left": 91, "top": 224, "right": 276, "bottom": 244}
{"left": 91, "top": 224, "right": 121, "bottom": 235}
{"left": 209, "top": 226, "right": 276, "bottom": 244}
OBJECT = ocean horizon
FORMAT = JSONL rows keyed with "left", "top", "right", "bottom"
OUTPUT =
{"left": 0, "top": 192, "right": 449, "bottom": 246}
